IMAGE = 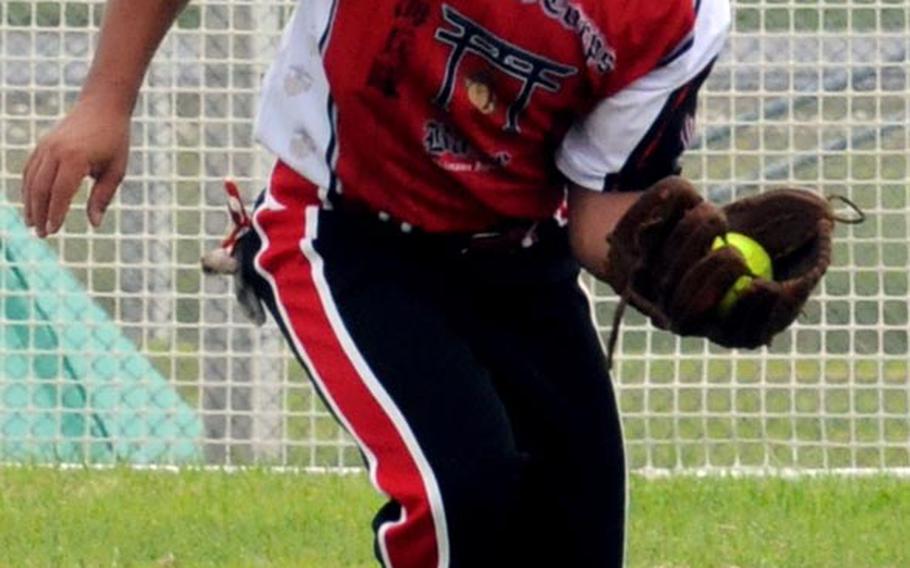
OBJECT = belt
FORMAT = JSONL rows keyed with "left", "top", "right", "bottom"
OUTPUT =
{"left": 330, "top": 197, "right": 564, "bottom": 256}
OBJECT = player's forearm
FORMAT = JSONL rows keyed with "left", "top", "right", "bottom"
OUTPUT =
{"left": 78, "top": 0, "right": 189, "bottom": 115}
{"left": 567, "top": 184, "right": 644, "bottom": 281}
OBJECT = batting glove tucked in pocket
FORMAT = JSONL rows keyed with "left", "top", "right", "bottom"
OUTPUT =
{"left": 200, "top": 179, "right": 267, "bottom": 326}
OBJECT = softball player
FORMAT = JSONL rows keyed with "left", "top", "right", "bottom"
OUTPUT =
{"left": 21, "top": 0, "right": 730, "bottom": 565}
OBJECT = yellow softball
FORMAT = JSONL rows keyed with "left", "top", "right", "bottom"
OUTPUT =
{"left": 711, "top": 232, "right": 774, "bottom": 316}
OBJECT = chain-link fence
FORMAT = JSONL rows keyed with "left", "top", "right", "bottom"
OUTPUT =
{"left": 1, "top": 0, "right": 908, "bottom": 473}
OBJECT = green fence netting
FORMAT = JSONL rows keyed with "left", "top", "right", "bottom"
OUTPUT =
{"left": 1, "top": 205, "right": 202, "bottom": 464}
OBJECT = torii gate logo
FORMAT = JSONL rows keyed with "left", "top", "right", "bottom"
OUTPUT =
{"left": 433, "top": 4, "right": 577, "bottom": 133}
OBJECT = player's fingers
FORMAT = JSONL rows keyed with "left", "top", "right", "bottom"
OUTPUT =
{"left": 21, "top": 150, "right": 41, "bottom": 227}
{"left": 45, "top": 160, "right": 89, "bottom": 235}
{"left": 29, "top": 156, "right": 60, "bottom": 238}
{"left": 87, "top": 163, "right": 125, "bottom": 228}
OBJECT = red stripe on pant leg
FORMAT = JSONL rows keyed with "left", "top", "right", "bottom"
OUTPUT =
{"left": 253, "top": 167, "right": 442, "bottom": 568}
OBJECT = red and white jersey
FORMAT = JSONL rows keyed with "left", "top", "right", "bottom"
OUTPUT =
{"left": 255, "top": 0, "right": 730, "bottom": 232}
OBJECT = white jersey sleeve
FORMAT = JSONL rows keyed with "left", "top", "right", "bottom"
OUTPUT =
{"left": 556, "top": 0, "right": 731, "bottom": 191}
{"left": 254, "top": 1, "right": 340, "bottom": 196}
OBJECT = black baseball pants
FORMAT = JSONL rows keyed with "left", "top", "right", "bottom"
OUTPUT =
{"left": 240, "top": 165, "right": 626, "bottom": 567}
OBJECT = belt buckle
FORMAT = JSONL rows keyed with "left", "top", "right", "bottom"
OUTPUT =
{"left": 460, "top": 223, "right": 540, "bottom": 255}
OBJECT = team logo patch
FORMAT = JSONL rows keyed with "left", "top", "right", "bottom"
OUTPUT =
{"left": 284, "top": 66, "right": 314, "bottom": 97}
{"left": 433, "top": 4, "right": 577, "bottom": 133}
{"left": 465, "top": 73, "right": 497, "bottom": 115}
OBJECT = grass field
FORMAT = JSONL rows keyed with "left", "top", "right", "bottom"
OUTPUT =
{"left": 1, "top": 467, "right": 909, "bottom": 567}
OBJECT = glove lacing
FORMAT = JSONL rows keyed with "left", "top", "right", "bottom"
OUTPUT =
{"left": 605, "top": 286, "right": 631, "bottom": 374}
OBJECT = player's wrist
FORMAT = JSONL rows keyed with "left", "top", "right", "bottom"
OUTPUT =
{"left": 76, "top": 83, "right": 139, "bottom": 118}
{"left": 566, "top": 184, "right": 644, "bottom": 280}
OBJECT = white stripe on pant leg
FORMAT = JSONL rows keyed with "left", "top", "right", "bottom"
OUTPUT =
{"left": 251, "top": 185, "right": 450, "bottom": 567}
{"left": 250, "top": 189, "right": 383, "bottom": 489}
{"left": 250, "top": 190, "right": 395, "bottom": 551}
{"left": 300, "top": 206, "right": 451, "bottom": 568}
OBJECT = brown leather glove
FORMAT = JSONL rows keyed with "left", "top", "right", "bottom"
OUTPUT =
{"left": 604, "top": 177, "right": 839, "bottom": 350}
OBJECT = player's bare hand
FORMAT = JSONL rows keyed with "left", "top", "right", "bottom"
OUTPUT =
{"left": 21, "top": 99, "right": 130, "bottom": 238}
